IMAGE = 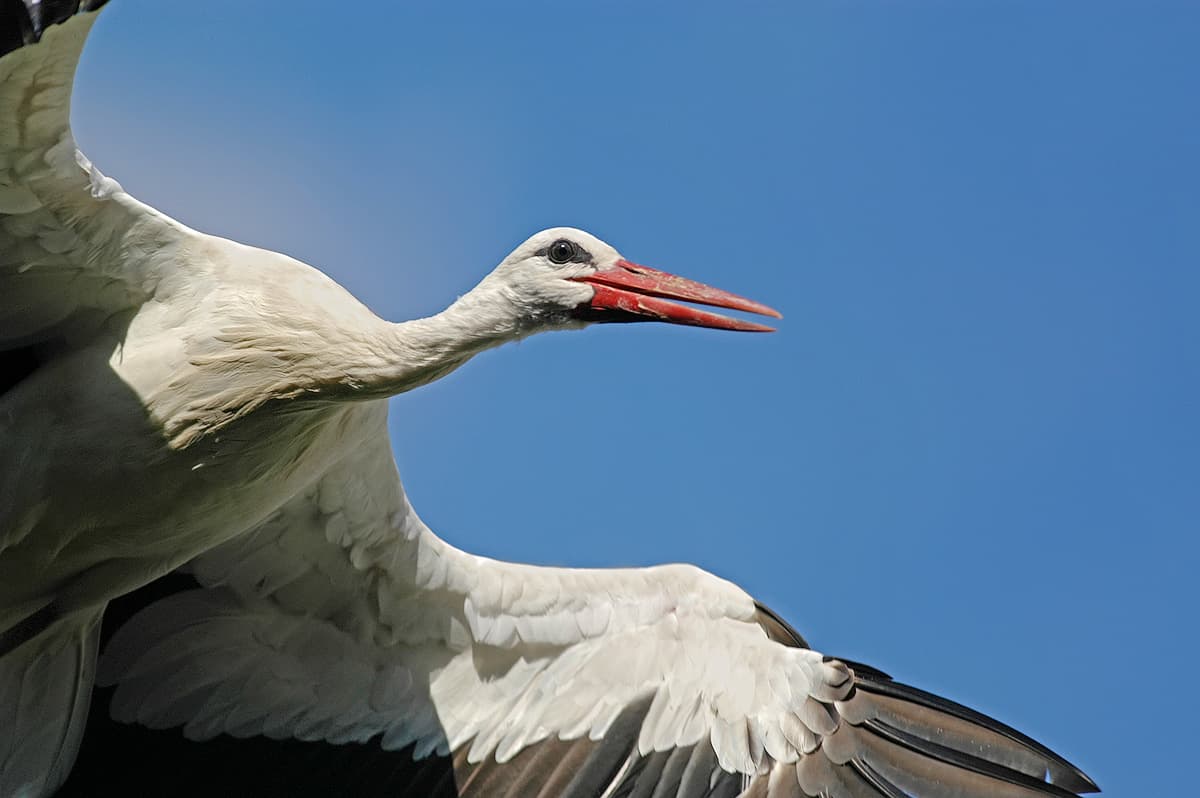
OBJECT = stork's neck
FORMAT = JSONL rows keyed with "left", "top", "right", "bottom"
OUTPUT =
{"left": 346, "top": 282, "right": 533, "bottom": 400}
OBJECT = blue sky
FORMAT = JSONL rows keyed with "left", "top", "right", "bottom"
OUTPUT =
{"left": 72, "top": 2, "right": 1196, "bottom": 794}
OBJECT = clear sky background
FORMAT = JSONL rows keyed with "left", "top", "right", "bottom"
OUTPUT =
{"left": 71, "top": 2, "right": 1195, "bottom": 794}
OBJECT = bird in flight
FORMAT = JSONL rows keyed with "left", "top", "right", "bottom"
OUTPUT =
{"left": 0, "top": 3, "right": 1096, "bottom": 797}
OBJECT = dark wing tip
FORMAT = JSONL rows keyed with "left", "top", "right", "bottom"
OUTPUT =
{"left": 864, "top": 718, "right": 1087, "bottom": 798}
{"left": 844, "top": 661, "right": 1100, "bottom": 794}
{"left": 0, "top": 0, "right": 108, "bottom": 60}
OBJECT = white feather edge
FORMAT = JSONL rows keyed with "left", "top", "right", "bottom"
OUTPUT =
{"left": 98, "top": 425, "right": 850, "bottom": 780}
{"left": 185, "top": 432, "right": 761, "bottom": 653}
{"left": 98, "top": 585, "right": 850, "bottom": 776}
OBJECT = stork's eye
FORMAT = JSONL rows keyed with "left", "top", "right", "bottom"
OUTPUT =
{"left": 547, "top": 239, "right": 576, "bottom": 264}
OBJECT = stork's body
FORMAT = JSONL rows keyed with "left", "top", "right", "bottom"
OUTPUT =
{"left": 2, "top": 239, "right": 377, "bottom": 627}
{"left": 1, "top": 4, "right": 1096, "bottom": 798}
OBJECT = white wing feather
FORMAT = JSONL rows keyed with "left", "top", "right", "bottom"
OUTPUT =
{"left": 0, "top": 6, "right": 193, "bottom": 350}
{"left": 100, "top": 581, "right": 844, "bottom": 777}
{"left": 98, "top": 410, "right": 1095, "bottom": 797}
{"left": 0, "top": 8, "right": 198, "bottom": 795}
{"left": 97, "top": 414, "right": 839, "bottom": 777}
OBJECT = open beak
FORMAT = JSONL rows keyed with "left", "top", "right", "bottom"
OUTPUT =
{"left": 571, "top": 259, "right": 782, "bottom": 332}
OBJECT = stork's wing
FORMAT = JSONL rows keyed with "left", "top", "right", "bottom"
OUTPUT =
{"left": 82, "top": 415, "right": 1098, "bottom": 797}
{"left": 0, "top": 1, "right": 193, "bottom": 357}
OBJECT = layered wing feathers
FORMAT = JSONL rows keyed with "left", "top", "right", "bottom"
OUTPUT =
{"left": 95, "top": 420, "right": 1097, "bottom": 797}
{"left": 0, "top": 1, "right": 191, "bottom": 350}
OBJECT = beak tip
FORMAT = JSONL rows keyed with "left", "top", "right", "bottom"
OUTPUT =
{"left": 725, "top": 319, "right": 777, "bottom": 333}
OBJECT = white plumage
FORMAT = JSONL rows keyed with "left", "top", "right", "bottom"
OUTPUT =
{"left": 0, "top": 4, "right": 1095, "bottom": 797}
{"left": 91, "top": 430, "right": 1094, "bottom": 797}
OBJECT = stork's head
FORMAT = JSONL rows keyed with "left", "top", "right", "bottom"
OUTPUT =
{"left": 483, "top": 227, "right": 781, "bottom": 334}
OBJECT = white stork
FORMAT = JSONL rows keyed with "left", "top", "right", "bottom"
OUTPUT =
{"left": 0, "top": 3, "right": 1096, "bottom": 797}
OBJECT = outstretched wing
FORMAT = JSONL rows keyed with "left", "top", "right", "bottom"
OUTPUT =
{"left": 0, "top": 1, "right": 193, "bottom": 358}
{"left": 0, "top": 6, "right": 201, "bottom": 794}
{"left": 84, "top": 422, "right": 1097, "bottom": 797}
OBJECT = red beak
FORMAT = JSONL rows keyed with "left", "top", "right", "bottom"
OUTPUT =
{"left": 572, "top": 259, "right": 782, "bottom": 332}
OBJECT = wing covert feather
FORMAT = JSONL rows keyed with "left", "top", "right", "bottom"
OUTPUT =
{"left": 90, "top": 409, "right": 1095, "bottom": 798}
{"left": 1, "top": 1, "right": 194, "bottom": 350}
